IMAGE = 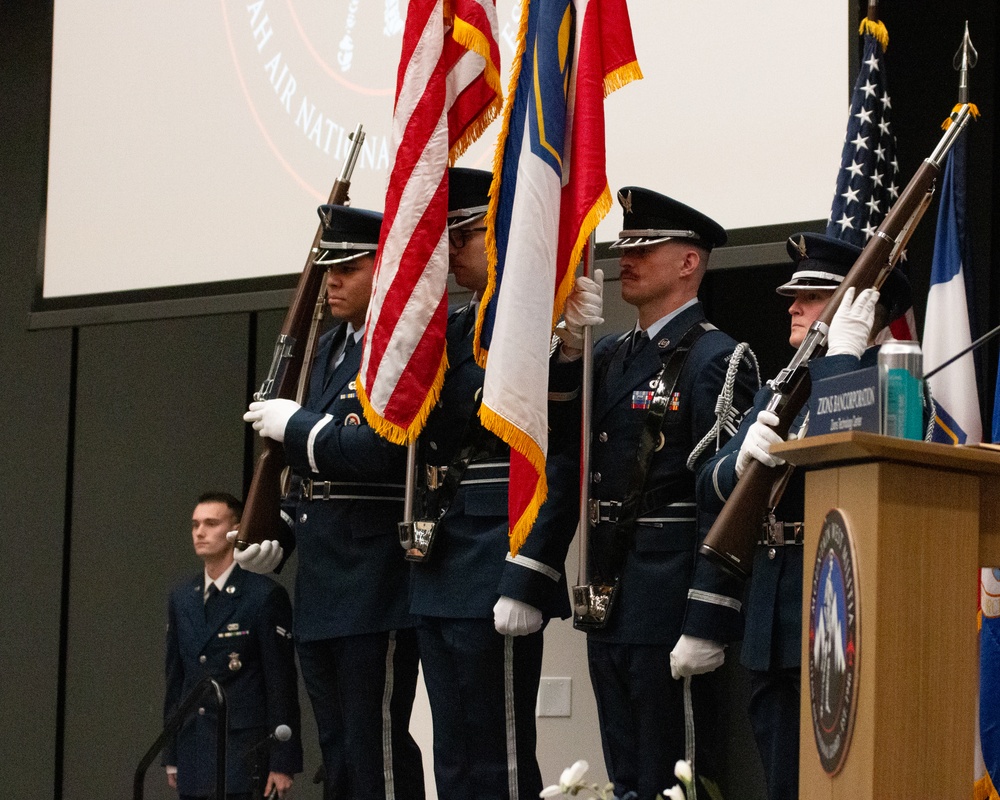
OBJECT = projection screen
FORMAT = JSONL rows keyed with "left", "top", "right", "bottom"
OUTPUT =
{"left": 39, "top": 0, "right": 849, "bottom": 312}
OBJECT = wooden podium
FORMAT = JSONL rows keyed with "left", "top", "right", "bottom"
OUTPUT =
{"left": 771, "top": 432, "right": 1000, "bottom": 800}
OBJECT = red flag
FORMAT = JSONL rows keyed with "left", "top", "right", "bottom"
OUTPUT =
{"left": 358, "top": 0, "right": 501, "bottom": 443}
{"left": 475, "top": 0, "right": 641, "bottom": 553}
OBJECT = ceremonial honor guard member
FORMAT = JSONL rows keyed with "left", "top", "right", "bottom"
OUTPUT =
{"left": 552, "top": 187, "right": 759, "bottom": 799}
{"left": 163, "top": 492, "right": 302, "bottom": 800}
{"left": 239, "top": 205, "right": 424, "bottom": 799}
{"left": 407, "top": 167, "right": 578, "bottom": 800}
{"left": 698, "top": 233, "right": 911, "bottom": 800}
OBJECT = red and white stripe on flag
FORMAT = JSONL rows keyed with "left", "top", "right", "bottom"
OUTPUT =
{"left": 358, "top": 0, "right": 501, "bottom": 444}
{"left": 475, "top": 0, "right": 640, "bottom": 554}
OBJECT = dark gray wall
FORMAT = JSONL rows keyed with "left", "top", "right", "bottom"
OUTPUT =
{"left": 2, "top": 1, "right": 997, "bottom": 799}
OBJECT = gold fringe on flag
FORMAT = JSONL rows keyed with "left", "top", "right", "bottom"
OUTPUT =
{"left": 357, "top": 351, "right": 449, "bottom": 445}
{"left": 450, "top": 13, "right": 504, "bottom": 162}
{"left": 943, "top": 102, "right": 981, "bottom": 130}
{"left": 859, "top": 18, "right": 889, "bottom": 51}
{"left": 603, "top": 61, "right": 643, "bottom": 98}
{"left": 478, "top": 404, "right": 549, "bottom": 554}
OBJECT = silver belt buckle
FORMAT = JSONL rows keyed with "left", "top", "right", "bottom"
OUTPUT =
{"left": 426, "top": 465, "right": 448, "bottom": 490}
{"left": 765, "top": 512, "right": 784, "bottom": 546}
{"left": 588, "top": 499, "right": 600, "bottom": 526}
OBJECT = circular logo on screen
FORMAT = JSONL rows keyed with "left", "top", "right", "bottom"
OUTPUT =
{"left": 220, "top": 0, "right": 402, "bottom": 199}
{"left": 808, "top": 508, "right": 860, "bottom": 776}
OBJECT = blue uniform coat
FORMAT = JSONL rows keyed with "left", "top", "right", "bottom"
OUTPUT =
{"left": 281, "top": 323, "right": 414, "bottom": 641}
{"left": 409, "top": 304, "right": 577, "bottom": 620}
{"left": 163, "top": 566, "right": 302, "bottom": 796}
{"left": 547, "top": 301, "right": 759, "bottom": 645}
{"left": 698, "top": 352, "right": 866, "bottom": 670}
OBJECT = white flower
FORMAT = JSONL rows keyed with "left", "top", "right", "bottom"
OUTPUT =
{"left": 539, "top": 760, "right": 590, "bottom": 797}
{"left": 673, "top": 759, "right": 693, "bottom": 785}
{"left": 662, "top": 784, "right": 686, "bottom": 800}
{"left": 560, "top": 760, "right": 590, "bottom": 790}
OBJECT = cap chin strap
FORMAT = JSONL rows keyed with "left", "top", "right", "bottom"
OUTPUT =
{"left": 446, "top": 208, "right": 488, "bottom": 228}
{"left": 774, "top": 270, "right": 844, "bottom": 296}
{"left": 611, "top": 228, "right": 701, "bottom": 249}
{"left": 314, "top": 249, "right": 373, "bottom": 266}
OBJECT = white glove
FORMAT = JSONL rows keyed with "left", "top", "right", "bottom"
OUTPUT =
{"left": 669, "top": 634, "right": 726, "bottom": 679}
{"left": 226, "top": 530, "right": 283, "bottom": 573}
{"left": 827, "top": 286, "right": 879, "bottom": 358}
{"left": 493, "top": 596, "right": 543, "bottom": 636}
{"left": 555, "top": 269, "right": 604, "bottom": 351}
{"left": 244, "top": 399, "right": 301, "bottom": 443}
{"left": 735, "top": 409, "right": 785, "bottom": 477}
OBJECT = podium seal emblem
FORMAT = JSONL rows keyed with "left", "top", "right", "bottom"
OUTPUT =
{"left": 808, "top": 508, "right": 860, "bottom": 775}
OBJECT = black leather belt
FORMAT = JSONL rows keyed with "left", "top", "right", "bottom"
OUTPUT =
{"left": 759, "top": 517, "right": 804, "bottom": 546}
{"left": 299, "top": 479, "right": 405, "bottom": 501}
{"left": 425, "top": 460, "right": 509, "bottom": 489}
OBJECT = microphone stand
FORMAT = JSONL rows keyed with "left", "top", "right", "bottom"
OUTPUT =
{"left": 923, "top": 320, "right": 1000, "bottom": 381}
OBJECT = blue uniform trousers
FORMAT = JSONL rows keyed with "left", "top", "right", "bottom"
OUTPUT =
{"left": 747, "top": 667, "right": 800, "bottom": 800}
{"left": 416, "top": 617, "right": 543, "bottom": 800}
{"left": 587, "top": 639, "right": 722, "bottom": 800}
{"left": 296, "top": 629, "right": 424, "bottom": 800}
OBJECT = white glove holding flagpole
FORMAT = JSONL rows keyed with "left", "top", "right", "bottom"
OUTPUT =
{"left": 556, "top": 269, "right": 604, "bottom": 352}
{"left": 735, "top": 409, "right": 785, "bottom": 477}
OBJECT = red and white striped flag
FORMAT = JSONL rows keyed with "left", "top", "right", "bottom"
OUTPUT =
{"left": 475, "top": 0, "right": 640, "bottom": 553}
{"left": 358, "top": 0, "right": 501, "bottom": 443}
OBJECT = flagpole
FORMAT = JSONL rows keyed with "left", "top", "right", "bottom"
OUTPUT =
{"left": 576, "top": 233, "right": 596, "bottom": 587}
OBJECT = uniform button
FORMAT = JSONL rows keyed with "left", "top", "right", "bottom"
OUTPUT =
{"left": 198, "top": 707, "right": 206, "bottom": 715}
{"left": 593, "top": 472, "right": 602, "bottom": 484}
{"left": 429, "top": 441, "right": 438, "bottom": 451}
{"left": 598, "top": 432, "right": 608, "bottom": 442}
{"left": 299, "top": 513, "right": 308, "bottom": 523}
{"left": 768, "top": 548, "right": 777, "bottom": 560}
{"left": 199, "top": 655, "right": 207, "bottom": 664}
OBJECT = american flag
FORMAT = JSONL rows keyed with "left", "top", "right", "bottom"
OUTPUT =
{"left": 825, "top": 18, "right": 916, "bottom": 340}
{"left": 358, "top": 0, "right": 501, "bottom": 443}
{"left": 474, "top": 0, "right": 640, "bottom": 554}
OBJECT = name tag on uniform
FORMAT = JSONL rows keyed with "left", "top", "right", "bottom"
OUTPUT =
{"left": 632, "top": 390, "right": 653, "bottom": 410}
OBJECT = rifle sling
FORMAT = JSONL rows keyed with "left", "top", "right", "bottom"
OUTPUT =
{"left": 594, "top": 321, "right": 710, "bottom": 581}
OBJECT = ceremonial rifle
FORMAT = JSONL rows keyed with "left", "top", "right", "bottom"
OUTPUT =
{"left": 236, "top": 124, "right": 366, "bottom": 549}
{"left": 699, "top": 104, "right": 973, "bottom": 580}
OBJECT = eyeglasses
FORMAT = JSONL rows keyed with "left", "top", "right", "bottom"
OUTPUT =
{"left": 448, "top": 226, "right": 487, "bottom": 250}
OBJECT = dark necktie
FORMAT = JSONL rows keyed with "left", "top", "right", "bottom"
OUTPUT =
{"left": 204, "top": 583, "right": 220, "bottom": 620}
{"left": 624, "top": 329, "right": 648, "bottom": 367}
{"left": 329, "top": 330, "right": 357, "bottom": 375}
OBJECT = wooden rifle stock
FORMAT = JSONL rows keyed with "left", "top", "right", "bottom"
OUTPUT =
{"left": 237, "top": 124, "right": 366, "bottom": 549}
{"left": 699, "top": 104, "right": 973, "bottom": 580}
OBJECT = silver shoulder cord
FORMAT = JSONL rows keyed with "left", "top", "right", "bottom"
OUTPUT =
{"left": 686, "top": 343, "right": 761, "bottom": 470}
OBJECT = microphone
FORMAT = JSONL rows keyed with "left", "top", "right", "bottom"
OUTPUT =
{"left": 273, "top": 724, "right": 292, "bottom": 743}
{"left": 241, "top": 724, "right": 293, "bottom": 759}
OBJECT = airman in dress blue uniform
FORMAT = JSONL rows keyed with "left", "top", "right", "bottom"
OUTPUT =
{"left": 164, "top": 492, "right": 303, "bottom": 800}
{"left": 697, "top": 232, "right": 912, "bottom": 800}
{"left": 408, "top": 167, "right": 579, "bottom": 800}
{"left": 240, "top": 206, "right": 424, "bottom": 800}
{"left": 550, "top": 188, "right": 760, "bottom": 799}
